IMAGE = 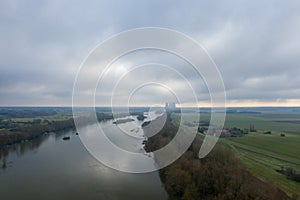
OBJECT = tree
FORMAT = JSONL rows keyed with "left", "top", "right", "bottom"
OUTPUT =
{"left": 183, "top": 183, "right": 198, "bottom": 200}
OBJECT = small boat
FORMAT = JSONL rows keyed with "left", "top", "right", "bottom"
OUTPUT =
{"left": 62, "top": 136, "right": 70, "bottom": 140}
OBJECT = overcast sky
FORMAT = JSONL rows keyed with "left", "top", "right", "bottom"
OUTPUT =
{"left": 1, "top": 0, "right": 300, "bottom": 107}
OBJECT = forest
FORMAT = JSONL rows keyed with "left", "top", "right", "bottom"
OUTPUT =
{"left": 144, "top": 113, "right": 290, "bottom": 200}
{"left": 0, "top": 108, "right": 114, "bottom": 148}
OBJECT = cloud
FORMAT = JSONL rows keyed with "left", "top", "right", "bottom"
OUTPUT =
{"left": 0, "top": 0, "right": 300, "bottom": 106}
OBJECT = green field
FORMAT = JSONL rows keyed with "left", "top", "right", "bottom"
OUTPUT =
{"left": 222, "top": 134, "right": 300, "bottom": 197}
{"left": 220, "top": 113, "right": 300, "bottom": 198}
{"left": 11, "top": 114, "right": 73, "bottom": 123}
{"left": 178, "top": 111, "right": 300, "bottom": 198}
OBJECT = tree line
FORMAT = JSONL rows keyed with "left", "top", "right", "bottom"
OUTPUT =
{"left": 144, "top": 113, "right": 289, "bottom": 200}
{"left": 0, "top": 112, "right": 114, "bottom": 148}
{"left": 0, "top": 118, "right": 75, "bottom": 147}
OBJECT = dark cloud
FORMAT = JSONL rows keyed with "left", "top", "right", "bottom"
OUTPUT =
{"left": 0, "top": 0, "right": 300, "bottom": 106}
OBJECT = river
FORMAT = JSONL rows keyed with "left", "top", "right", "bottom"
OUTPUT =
{"left": 0, "top": 113, "right": 167, "bottom": 200}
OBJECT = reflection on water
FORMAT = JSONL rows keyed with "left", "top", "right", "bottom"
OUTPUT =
{"left": 0, "top": 134, "right": 48, "bottom": 159}
{"left": 0, "top": 115, "right": 167, "bottom": 200}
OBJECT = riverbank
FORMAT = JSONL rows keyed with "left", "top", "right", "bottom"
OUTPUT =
{"left": 143, "top": 113, "right": 289, "bottom": 200}
{"left": 0, "top": 121, "right": 167, "bottom": 200}
{"left": 0, "top": 112, "right": 117, "bottom": 149}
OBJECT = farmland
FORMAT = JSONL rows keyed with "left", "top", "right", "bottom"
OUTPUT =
{"left": 179, "top": 108, "right": 300, "bottom": 198}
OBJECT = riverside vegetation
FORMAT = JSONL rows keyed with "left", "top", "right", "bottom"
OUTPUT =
{"left": 0, "top": 107, "right": 119, "bottom": 148}
{"left": 144, "top": 113, "right": 289, "bottom": 200}
{"left": 1, "top": 107, "right": 299, "bottom": 199}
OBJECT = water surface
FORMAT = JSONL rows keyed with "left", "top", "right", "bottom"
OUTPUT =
{"left": 0, "top": 116, "right": 167, "bottom": 200}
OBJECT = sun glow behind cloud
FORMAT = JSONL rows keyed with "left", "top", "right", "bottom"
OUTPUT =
{"left": 1, "top": 1, "right": 300, "bottom": 107}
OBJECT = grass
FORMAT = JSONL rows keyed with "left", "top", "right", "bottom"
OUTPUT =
{"left": 227, "top": 132, "right": 300, "bottom": 160}
{"left": 177, "top": 112, "right": 300, "bottom": 198}
{"left": 12, "top": 114, "right": 73, "bottom": 123}
{"left": 224, "top": 113, "right": 300, "bottom": 134}
{"left": 221, "top": 114, "right": 300, "bottom": 198}
{"left": 222, "top": 136, "right": 300, "bottom": 197}
{"left": 196, "top": 112, "right": 300, "bottom": 134}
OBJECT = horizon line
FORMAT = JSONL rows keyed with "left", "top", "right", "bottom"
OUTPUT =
{"left": 1, "top": 105, "right": 300, "bottom": 108}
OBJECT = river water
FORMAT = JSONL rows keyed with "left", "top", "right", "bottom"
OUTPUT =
{"left": 0, "top": 114, "right": 167, "bottom": 200}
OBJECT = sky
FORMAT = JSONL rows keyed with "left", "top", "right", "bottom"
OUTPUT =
{"left": 1, "top": 0, "right": 300, "bottom": 107}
